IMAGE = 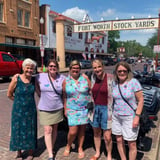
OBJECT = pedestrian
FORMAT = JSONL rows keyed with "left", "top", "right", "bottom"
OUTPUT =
{"left": 63, "top": 60, "right": 91, "bottom": 159}
{"left": 36, "top": 59, "right": 65, "bottom": 160}
{"left": 112, "top": 61, "right": 144, "bottom": 160}
{"left": 143, "top": 62, "right": 148, "bottom": 75}
{"left": 89, "top": 58, "right": 113, "bottom": 160}
{"left": 7, "top": 58, "right": 37, "bottom": 160}
{"left": 151, "top": 58, "right": 156, "bottom": 72}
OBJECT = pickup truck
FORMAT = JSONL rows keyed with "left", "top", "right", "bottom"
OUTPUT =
{"left": 0, "top": 51, "right": 23, "bottom": 80}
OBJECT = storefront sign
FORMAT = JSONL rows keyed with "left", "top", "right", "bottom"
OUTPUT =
{"left": 74, "top": 18, "right": 159, "bottom": 32}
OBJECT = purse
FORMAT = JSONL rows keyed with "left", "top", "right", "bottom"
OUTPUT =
{"left": 48, "top": 73, "right": 62, "bottom": 97}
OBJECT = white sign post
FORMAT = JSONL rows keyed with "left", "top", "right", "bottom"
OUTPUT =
{"left": 153, "top": 45, "right": 160, "bottom": 53}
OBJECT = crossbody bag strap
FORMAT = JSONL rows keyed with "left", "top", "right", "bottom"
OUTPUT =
{"left": 48, "top": 73, "right": 61, "bottom": 96}
{"left": 118, "top": 83, "right": 135, "bottom": 112}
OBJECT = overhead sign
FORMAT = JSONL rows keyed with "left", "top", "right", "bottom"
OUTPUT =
{"left": 74, "top": 18, "right": 159, "bottom": 32}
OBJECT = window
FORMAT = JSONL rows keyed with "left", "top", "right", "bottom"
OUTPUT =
{"left": 67, "top": 26, "right": 72, "bottom": 37}
{"left": 52, "top": 21, "right": 56, "bottom": 33}
{"left": 79, "top": 33, "right": 83, "bottom": 39}
{"left": 17, "top": 9, "right": 23, "bottom": 25}
{"left": 6, "top": 37, "right": 13, "bottom": 43}
{"left": 0, "top": 3, "right": 3, "bottom": 21}
{"left": 2, "top": 54, "right": 14, "bottom": 62}
{"left": 25, "top": 11, "right": 30, "bottom": 27}
{"left": 102, "top": 37, "right": 104, "bottom": 44}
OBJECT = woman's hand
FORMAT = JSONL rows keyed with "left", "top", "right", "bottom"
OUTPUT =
{"left": 132, "top": 115, "right": 140, "bottom": 128}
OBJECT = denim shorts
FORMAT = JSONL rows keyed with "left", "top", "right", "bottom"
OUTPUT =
{"left": 90, "top": 105, "right": 110, "bottom": 130}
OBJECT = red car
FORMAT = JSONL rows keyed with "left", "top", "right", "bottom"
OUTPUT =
{"left": 0, "top": 51, "right": 23, "bottom": 80}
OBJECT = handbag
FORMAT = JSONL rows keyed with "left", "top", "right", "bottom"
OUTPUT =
{"left": 48, "top": 73, "right": 62, "bottom": 97}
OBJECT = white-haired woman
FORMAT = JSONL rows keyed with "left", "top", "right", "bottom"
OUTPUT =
{"left": 7, "top": 58, "right": 37, "bottom": 160}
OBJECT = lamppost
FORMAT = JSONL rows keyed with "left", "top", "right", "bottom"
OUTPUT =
{"left": 40, "top": 17, "right": 44, "bottom": 70}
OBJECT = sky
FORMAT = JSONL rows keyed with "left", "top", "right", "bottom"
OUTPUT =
{"left": 40, "top": 0, "right": 160, "bottom": 46}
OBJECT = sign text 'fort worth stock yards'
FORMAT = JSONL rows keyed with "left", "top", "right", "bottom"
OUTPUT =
{"left": 74, "top": 18, "right": 159, "bottom": 32}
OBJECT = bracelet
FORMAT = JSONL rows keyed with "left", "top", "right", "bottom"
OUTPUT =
{"left": 135, "top": 113, "right": 141, "bottom": 117}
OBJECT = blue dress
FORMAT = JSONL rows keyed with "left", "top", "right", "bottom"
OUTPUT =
{"left": 10, "top": 76, "right": 37, "bottom": 151}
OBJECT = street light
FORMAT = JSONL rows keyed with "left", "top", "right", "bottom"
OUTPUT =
{"left": 40, "top": 17, "right": 44, "bottom": 70}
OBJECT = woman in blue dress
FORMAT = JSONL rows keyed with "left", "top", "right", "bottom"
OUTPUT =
{"left": 7, "top": 58, "right": 37, "bottom": 160}
{"left": 63, "top": 60, "right": 91, "bottom": 159}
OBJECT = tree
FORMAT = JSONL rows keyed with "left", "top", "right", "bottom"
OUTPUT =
{"left": 108, "top": 30, "right": 120, "bottom": 53}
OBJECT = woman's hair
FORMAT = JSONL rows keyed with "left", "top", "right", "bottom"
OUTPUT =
{"left": 91, "top": 58, "right": 104, "bottom": 67}
{"left": 114, "top": 61, "right": 133, "bottom": 83}
{"left": 69, "top": 60, "right": 81, "bottom": 69}
{"left": 47, "top": 59, "right": 59, "bottom": 70}
{"left": 22, "top": 58, "right": 37, "bottom": 69}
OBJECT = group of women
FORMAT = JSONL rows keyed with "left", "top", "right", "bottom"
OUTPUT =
{"left": 7, "top": 58, "right": 144, "bottom": 160}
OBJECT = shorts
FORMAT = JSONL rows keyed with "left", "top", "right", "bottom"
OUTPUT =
{"left": 67, "top": 108, "right": 88, "bottom": 126}
{"left": 39, "top": 109, "right": 63, "bottom": 126}
{"left": 112, "top": 114, "right": 139, "bottom": 141}
{"left": 90, "top": 105, "right": 111, "bottom": 130}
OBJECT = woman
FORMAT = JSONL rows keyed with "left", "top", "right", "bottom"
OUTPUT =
{"left": 36, "top": 59, "right": 65, "bottom": 160}
{"left": 63, "top": 60, "right": 90, "bottom": 159}
{"left": 112, "top": 61, "right": 144, "bottom": 160}
{"left": 7, "top": 58, "right": 37, "bottom": 160}
{"left": 89, "top": 59, "right": 113, "bottom": 160}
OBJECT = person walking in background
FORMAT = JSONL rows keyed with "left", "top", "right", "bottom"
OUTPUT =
{"left": 112, "top": 61, "right": 144, "bottom": 160}
{"left": 63, "top": 60, "right": 91, "bottom": 159}
{"left": 89, "top": 59, "right": 113, "bottom": 160}
{"left": 7, "top": 58, "right": 37, "bottom": 160}
{"left": 36, "top": 59, "right": 65, "bottom": 160}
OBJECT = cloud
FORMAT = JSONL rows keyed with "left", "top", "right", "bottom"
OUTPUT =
{"left": 101, "top": 9, "right": 116, "bottom": 18}
{"left": 62, "top": 7, "right": 89, "bottom": 22}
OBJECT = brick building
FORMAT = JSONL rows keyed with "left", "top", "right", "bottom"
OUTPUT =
{"left": 0, "top": 0, "right": 41, "bottom": 65}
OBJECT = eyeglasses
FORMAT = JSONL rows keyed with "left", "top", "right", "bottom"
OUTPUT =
{"left": 117, "top": 70, "right": 128, "bottom": 73}
{"left": 48, "top": 65, "right": 57, "bottom": 68}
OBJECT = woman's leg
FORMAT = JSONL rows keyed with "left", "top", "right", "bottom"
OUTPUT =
{"left": 128, "top": 141, "right": 137, "bottom": 160}
{"left": 92, "top": 127, "right": 101, "bottom": 158}
{"left": 116, "top": 135, "right": 127, "bottom": 160}
{"left": 77, "top": 125, "right": 86, "bottom": 155}
{"left": 52, "top": 124, "right": 58, "bottom": 153}
{"left": 44, "top": 125, "right": 53, "bottom": 158}
{"left": 64, "top": 125, "right": 78, "bottom": 156}
{"left": 103, "top": 129, "right": 112, "bottom": 160}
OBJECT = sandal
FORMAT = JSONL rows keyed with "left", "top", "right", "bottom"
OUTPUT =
{"left": 78, "top": 151, "right": 85, "bottom": 159}
{"left": 63, "top": 148, "right": 70, "bottom": 157}
{"left": 90, "top": 155, "right": 99, "bottom": 160}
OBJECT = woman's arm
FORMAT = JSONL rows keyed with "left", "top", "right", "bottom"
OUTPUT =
{"left": 35, "top": 78, "right": 41, "bottom": 97}
{"left": 7, "top": 75, "right": 18, "bottom": 100}
{"left": 133, "top": 90, "right": 144, "bottom": 128}
{"left": 62, "top": 80, "right": 67, "bottom": 117}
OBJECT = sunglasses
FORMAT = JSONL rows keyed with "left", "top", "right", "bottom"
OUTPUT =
{"left": 117, "top": 70, "right": 128, "bottom": 73}
{"left": 48, "top": 65, "right": 57, "bottom": 68}
{"left": 72, "top": 67, "right": 80, "bottom": 69}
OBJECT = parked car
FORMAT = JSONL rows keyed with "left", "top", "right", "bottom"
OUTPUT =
{"left": 0, "top": 51, "right": 23, "bottom": 80}
{"left": 79, "top": 60, "right": 92, "bottom": 69}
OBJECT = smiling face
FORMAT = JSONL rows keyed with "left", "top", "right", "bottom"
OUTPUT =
{"left": 23, "top": 64, "right": 35, "bottom": 77}
{"left": 92, "top": 60, "right": 104, "bottom": 78}
{"left": 48, "top": 62, "right": 58, "bottom": 76}
{"left": 116, "top": 65, "right": 128, "bottom": 83}
{"left": 70, "top": 64, "right": 81, "bottom": 79}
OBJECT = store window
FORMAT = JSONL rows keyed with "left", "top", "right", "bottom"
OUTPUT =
{"left": 0, "top": 3, "right": 3, "bottom": 21}
{"left": 25, "top": 11, "right": 30, "bottom": 27}
{"left": 17, "top": 9, "right": 23, "bottom": 26}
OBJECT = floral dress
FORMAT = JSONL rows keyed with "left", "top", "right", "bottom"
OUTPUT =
{"left": 65, "top": 74, "right": 90, "bottom": 126}
{"left": 10, "top": 76, "right": 37, "bottom": 151}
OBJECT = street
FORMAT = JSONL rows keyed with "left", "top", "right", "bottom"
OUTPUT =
{"left": 0, "top": 62, "right": 160, "bottom": 160}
